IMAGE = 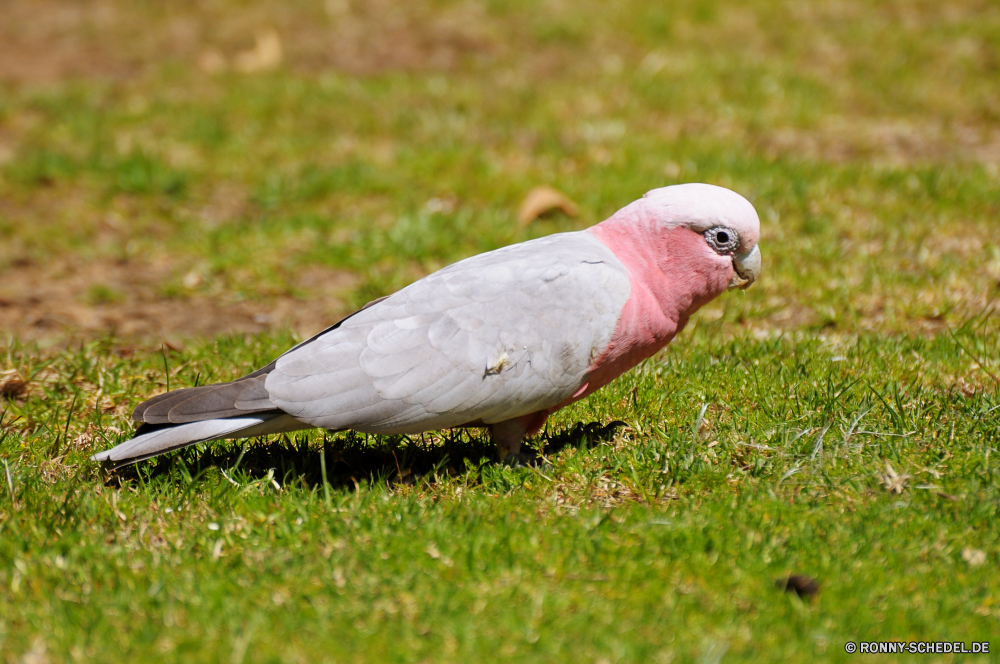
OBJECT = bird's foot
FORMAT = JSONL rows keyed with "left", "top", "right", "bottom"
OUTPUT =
{"left": 501, "top": 451, "right": 534, "bottom": 467}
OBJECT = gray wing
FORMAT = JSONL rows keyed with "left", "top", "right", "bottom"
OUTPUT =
{"left": 265, "top": 231, "right": 631, "bottom": 434}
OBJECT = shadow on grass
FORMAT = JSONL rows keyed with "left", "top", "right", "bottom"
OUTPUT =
{"left": 110, "top": 420, "right": 628, "bottom": 491}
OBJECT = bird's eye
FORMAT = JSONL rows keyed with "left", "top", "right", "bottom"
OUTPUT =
{"left": 704, "top": 227, "right": 740, "bottom": 255}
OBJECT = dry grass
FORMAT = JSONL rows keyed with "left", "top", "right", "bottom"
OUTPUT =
{"left": 0, "top": 0, "right": 998, "bottom": 346}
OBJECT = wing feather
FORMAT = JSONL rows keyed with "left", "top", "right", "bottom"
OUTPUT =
{"left": 266, "top": 231, "right": 631, "bottom": 433}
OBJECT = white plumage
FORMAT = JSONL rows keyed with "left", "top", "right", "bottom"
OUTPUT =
{"left": 92, "top": 183, "right": 763, "bottom": 466}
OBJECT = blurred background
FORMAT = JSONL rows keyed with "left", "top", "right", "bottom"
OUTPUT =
{"left": 0, "top": 0, "right": 998, "bottom": 346}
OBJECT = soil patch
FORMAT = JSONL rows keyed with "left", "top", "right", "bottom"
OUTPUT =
{"left": 0, "top": 258, "right": 357, "bottom": 344}
{"left": 760, "top": 119, "right": 1000, "bottom": 167}
{"left": 0, "top": 0, "right": 499, "bottom": 85}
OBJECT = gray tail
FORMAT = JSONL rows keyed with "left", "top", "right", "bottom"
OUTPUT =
{"left": 91, "top": 413, "right": 309, "bottom": 468}
{"left": 94, "top": 362, "right": 302, "bottom": 468}
{"left": 129, "top": 298, "right": 386, "bottom": 427}
{"left": 93, "top": 300, "right": 385, "bottom": 468}
{"left": 131, "top": 365, "right": 277, "bottom": 425}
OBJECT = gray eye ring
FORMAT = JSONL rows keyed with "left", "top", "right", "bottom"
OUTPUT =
{"left": 705, "top": 227, "right": 740, "bottom": 255}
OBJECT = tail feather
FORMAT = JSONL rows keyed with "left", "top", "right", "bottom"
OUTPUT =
{"left": 128, "top": 299, "right": 385, "bottom": 426}
{"left": 134, "top": 375, "right": 274, "bottom": 425}
{"left": 91, "top": 413, "right": 308, "bottom": 468}
{"left": 97, "top": 300, "right": 387, "bottom": 467}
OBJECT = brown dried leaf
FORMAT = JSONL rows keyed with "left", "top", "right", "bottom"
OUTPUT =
{"left": 0, "top": 370, "right": 28, "bottom": 400}
{"left": 776, "top": 574, "right": 820, "bottom": 599}
{"left": 70, "top": 423, "right": 123, "bottom": 452}
{"left": 517, "top": 186, "right": 579, "bottom": 226}
{"left": 234, "top": 30, "right": 283, "bottom": 74}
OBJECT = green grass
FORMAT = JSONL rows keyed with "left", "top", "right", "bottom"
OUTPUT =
{"left": 2, "top": 0, "right": 999, "bottom": 330}
{"left": 2, "top": 0, "right": 1000, "bottom": 661}
{"left": 2, "top": 325, "right": 999, "bottom": 662}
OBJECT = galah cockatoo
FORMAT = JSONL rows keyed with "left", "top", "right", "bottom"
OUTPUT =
{"left": 93, "top": 183, "right": 762, "bottom": 467}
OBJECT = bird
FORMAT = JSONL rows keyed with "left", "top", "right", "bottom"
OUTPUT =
{"left": 92, "top": 183, "right": 762, "bottom": 467}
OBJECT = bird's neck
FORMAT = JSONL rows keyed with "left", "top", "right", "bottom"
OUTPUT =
{"left": 580, "top": 216, "right": 732, "bottom": 394}
{"left": 590, "top": 217, "right": 732, "bottom": 322}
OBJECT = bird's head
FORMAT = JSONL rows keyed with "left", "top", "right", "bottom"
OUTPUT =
{"left": 638, "top": 183, "right": 762, "bottom": 290}
{"left": 583, "top": 183, "right": 764, "bottom": 390}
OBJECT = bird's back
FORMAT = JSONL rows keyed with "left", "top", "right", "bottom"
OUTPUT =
{"left": 266, "top": 230, "right": 632, "bottom": 433}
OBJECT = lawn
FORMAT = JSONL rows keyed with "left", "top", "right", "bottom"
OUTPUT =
{"left": 1, "top": 0, "right": 999, "bottom": 661}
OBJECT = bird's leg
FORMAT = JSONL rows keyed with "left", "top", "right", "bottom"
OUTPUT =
{"left": 490, "top": 419, "right": 527, "bottom": 463}
{"left": 489, "top": 412, "right": 549, "bottom": 465}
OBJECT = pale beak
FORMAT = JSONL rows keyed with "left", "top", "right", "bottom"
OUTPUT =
{"left": 729, "top": 245, "right": 762, "bottom": 290}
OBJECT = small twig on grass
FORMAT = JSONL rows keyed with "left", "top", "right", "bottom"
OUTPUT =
{"left": 736, "top": 441, "right": 777, "bottom": 451}
{"left": 838, "top": 405, "right": 873, "bottom": 454}
{"left": 855, "top": 430, "right": 916, "bottom": 437}
{"left": 787, "top": 427, "right": 815, "bottom": 448}
{"left": 775, "top": 465, "right": 801, "bottom": 490}
{"left": 3, "top": 459, "right": 15, "bottom": 508}
{"left": 809, "top": 423, "right": 832, "bottom": 461}
{"left": 219, "top": 468, "right": 239, "bottom": 487}
{"left": 532, "top": 467, "right": 555, "bottom": 483}
{"left": 685, "top": 403, "right": 709, "bottom": 464}
{"left": 390, "top": 448, "right": 404, "bottom": 480}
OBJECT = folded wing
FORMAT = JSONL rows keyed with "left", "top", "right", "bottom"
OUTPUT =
{"left": 95, "top": 231, "right": 631, "bottom": 466}
{"left": 266, "top": 231, "right": 631, "bottom": 433}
